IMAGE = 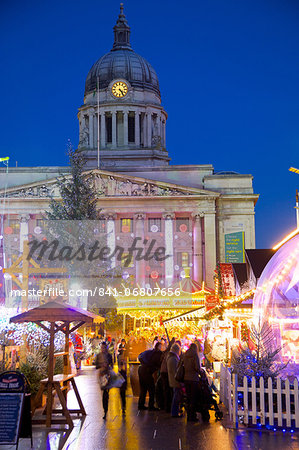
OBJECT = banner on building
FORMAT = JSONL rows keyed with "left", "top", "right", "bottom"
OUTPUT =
{"left": 205, "top": 294, "right": 219, "bottom": 311}
{"left": 225, "top": 231, "right": 245, "bottom": 263}
{"left": 220, "top": 263, "right": 235, "bottom": 297}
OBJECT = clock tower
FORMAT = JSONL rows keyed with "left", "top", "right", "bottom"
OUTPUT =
{"left": 78, "top": 4, "right": 170, "bottom": 169}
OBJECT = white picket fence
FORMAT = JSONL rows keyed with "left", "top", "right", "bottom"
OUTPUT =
{"left": 220, "top": 364, "right": 299, "bottom": 429}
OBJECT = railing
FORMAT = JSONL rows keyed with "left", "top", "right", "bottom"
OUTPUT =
{"left": 220, "top": 364, "right": 299, "bottom": 429}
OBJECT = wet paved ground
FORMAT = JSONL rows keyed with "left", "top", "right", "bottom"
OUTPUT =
{"left": 5, "top": 367, "right": 299, "bottom": 450}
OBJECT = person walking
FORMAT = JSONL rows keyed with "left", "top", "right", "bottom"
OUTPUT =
{"left": 167, "top": 343, "right": 182, "bottom": 417}
{"left": 138, "top": 342, "right": 163, "bottom": 410}
{"left": 117, "top": 338, "right": 127, "bottom": 368}
{"left": 183, "top": 343, "right": 201, "bottom": 422}
{"left": 118, "top": 360, "right": 127, "bottom": 415}
{"left": 95, "top": 342, "right": 113, "bottom": 420}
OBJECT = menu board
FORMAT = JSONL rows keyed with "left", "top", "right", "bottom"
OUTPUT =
{"left": 0, "top": 393, "right": 24, "bottom": 445}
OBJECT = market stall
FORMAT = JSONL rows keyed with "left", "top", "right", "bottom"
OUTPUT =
{"left": 116, "top": 269, "right": 214, "bottom": 341}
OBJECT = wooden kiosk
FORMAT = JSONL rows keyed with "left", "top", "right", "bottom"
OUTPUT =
{"left": 10, "top": 301, "right": 104, "bottom": 428}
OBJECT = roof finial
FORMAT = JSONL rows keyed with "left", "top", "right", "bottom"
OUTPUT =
{"left": 112, "top": 3, "right": 132, "bottom": 51}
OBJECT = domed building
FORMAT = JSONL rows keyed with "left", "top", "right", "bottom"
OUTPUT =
{"left": 253, "top": 234, "right": 299, "bottom": 363}
{"left": 0, "top": 5, "right": 258, "bottom": 308}
{"left": 78, "top": 4, "right": 169, "bottom": 169}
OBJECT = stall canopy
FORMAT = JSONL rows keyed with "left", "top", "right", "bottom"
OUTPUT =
{"left": 10, "top": 301, "right": 104, "bottom": 428}
{"left": 10, "top": 301, "right": 104, "bottom": 327}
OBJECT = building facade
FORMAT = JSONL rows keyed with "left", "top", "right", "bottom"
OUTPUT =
{"left": 0, "top": 6, "right": 258, "bottom": 303}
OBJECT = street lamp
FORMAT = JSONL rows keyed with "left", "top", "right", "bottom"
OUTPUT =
{"left": 289, "top": 167, "right": 299, "bottom": 228}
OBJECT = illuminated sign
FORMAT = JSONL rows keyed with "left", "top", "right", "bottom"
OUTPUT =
{"left": 225, "top": 231, "right": 245, "bottom": 263}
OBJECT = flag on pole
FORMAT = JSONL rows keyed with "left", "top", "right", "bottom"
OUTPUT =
{"left": 0, "top": 157, "right": 9, "bottom": 162}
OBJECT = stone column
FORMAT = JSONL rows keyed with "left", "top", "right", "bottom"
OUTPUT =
{"left": 147, "top": 111, "right": 152, "bottom": 147}
{"left": 162, "top": 120, "right": 166, "bottom": 147}
{"left": 135, "top": 110, "right": 140, "bottom": 146}
{"left": 158, "top": 112, "right": 162, "bottom": 142}
{"left": 100, "top": 112, "right": 106, "bottom": 149}
{"left": 192, "top": 213, "right": 203, "bottom": 283}
{"left": 123, "top": 110, "right": 128, "bottom": 146}
{"left": 134, "top": 213, "right": 145, "bottom": 287}
{"left": 89, "top": 112, "right": 94, "bottom": 148}
{"left": 19, "top": 214, "right": 30, "bottom": 253}
{"left": 107, "top": 214, "right": 116, "bottom": 269}
{"left": 163, "top": 213, "right": 175, "bottom": 287}
{"left": 81, "top": 114, "right": 86, "bottom": 130}
{"left": 112, "top": 111, "right": 117, "bottom": 148}
{"left": 204, "top": 212, "right": 217, "bottom": 289}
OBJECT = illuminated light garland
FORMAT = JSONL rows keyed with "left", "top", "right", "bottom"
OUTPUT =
{"left": 199, "top": 289, "right": 255, "bottom": 322}
{"left": 273, "top": 227, "right": 299, "bottom": 251}
{"left": 256, "top": 242, "right": 299, "bottom": 295}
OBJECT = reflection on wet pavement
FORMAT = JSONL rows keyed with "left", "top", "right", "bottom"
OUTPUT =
{"left": 7, "top": 367, "right": 299, "bottom": 450}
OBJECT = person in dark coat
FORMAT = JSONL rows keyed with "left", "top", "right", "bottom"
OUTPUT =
{"left": 118, "top": 360, "right": 127, "bottom": 414}
{"left": 95, "top": 342, "right": 113, "bottom": 420}
{"left": 138, "top": 342, "right": 162, "bottom": 410}
{"left": 159, "top": 337, "right": 175, "bottom": 412}
{"left": 167, "top": 343, "right": 182, "bottom": 417}
{"left": 183, "top": 343, "right": 201, "bottom": 421}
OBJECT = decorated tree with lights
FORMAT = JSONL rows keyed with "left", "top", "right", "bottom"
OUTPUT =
{"left": 231, "top": 321, "right": 287, "bottom": 381}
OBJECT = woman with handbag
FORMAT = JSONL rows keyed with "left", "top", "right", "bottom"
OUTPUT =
{"left": 95, "top": 342, "right": 113, "bottom": 420}
{"left": 182, "top": 343, "right": 201, "bottom": 422}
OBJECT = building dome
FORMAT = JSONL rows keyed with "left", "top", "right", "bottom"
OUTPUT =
{"left": 84, "top": 5, "right": 160, "bottom": 97}
{"left": 85, "top": 50, "right": 160, "bottom": 97}
{"left": 253, "top": 233, "right": 299, "bottom": 366}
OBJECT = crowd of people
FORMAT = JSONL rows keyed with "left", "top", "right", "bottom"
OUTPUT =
{"left": 137, "top": 337, "right": 222, "bottom": 422}
{"left": 95, "top": 335, "right": 222, "bottom": 422}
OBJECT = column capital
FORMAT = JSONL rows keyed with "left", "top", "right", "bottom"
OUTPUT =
{"left": 19, "top": 214, "right": 30, "bottom": 223}
{"left": 134, "top": 213, "right": 145, "bottom": 220}
{"left": 162, "top": 212, "right": 175, "bottom": 220}
{"left": 191, "top": 212, "right": 204, "bottom": 220}
{"left": 107, "top": 213, "right": 117, "bottom": 221}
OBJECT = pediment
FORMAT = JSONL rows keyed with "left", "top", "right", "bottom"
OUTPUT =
{"left": 0, "top": 169, "right": 220, "bottom": 199}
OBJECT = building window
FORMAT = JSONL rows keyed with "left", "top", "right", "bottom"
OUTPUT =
{"left": 177, "top": 252, "right": 189, "bottom": 267}
{"left": 128, "top": 113, "right": 135, "bottom": 143}
{"left": 106, "top": 115, "right": 112, "bottom": 143}
{"left": 7, "top": 219, "right": 20, "bottom": 234}
{"left": 121, "top": 252, "right": 133, "bottom": 267}
{"left": 148, "top": 218, "right": 161, "bottom": 232}
{"left": 176, "top": 217, "right": 189, "bottom": 232}
{"left": 121, "top": 218, "right": 132, "bottom": 233}
{"left": 97, "top": 219, "right": 106, "bottom": 233}
{"left": 36, "top": 219, "right": 45, "bottom": 227}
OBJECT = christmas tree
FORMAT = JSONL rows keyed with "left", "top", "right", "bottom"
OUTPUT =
{"left": 46, "top": 142, "right": 97, "bottom": 220}
{"left": 44, "top": 142, "right": 120, "bottom": 312}
{"left": 231, "top": 321, "right": 288, "bottom": 381}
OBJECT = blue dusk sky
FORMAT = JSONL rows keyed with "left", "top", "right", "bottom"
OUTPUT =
{"left": 1, "top": 0, "right": 299, "bottom": 249}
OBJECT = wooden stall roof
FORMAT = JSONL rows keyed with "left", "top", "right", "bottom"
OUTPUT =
{"left": 10, "top": 301, "right": 104, "bottom": 325}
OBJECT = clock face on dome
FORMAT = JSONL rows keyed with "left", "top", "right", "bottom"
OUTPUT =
{"left": 111, "top": 81, "right": 128, "bottom": 98}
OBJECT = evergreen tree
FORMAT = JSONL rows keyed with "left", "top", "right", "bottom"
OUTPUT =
{"left": 47, "top": 142, "right": 97, "bottom": 220}
{"left": 43, "top": 142, "right": 120, "bottom": 313}
{"left": 231, "top": 321, "right": 288, "bottom": 381}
